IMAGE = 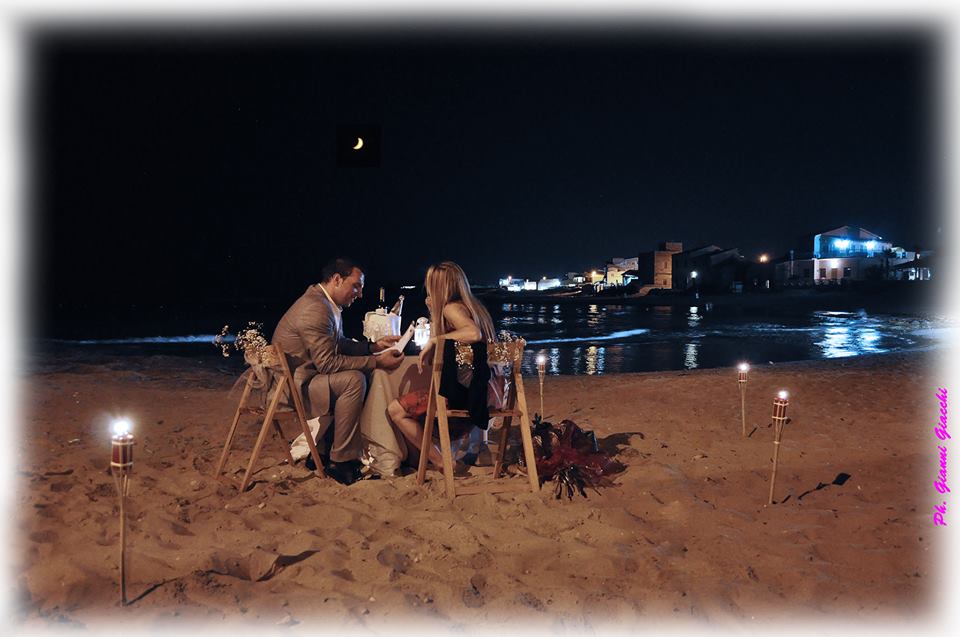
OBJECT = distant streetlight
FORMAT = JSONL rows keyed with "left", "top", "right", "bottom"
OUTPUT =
{"left": 759, "top": 254, "right": 769, "bottom": 263}
{"left": 691, "top": 271, "right": 698, "bottom": 279}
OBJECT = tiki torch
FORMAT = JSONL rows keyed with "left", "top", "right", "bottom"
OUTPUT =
{"left": 536, "top": 354, "right": 546, "bottom": 418}
{"left": 738, "top": 363, "right": 749, "bottom": 437}
{"left": 768, "top": 391, "right": 789, "bottom": 505}
{"left": 110, "top": 418, "right": 134, "bottom": 606}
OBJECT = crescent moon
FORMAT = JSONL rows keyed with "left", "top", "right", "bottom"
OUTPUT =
{"left": 353, "top": 137, "right": 364, "bottom": 150}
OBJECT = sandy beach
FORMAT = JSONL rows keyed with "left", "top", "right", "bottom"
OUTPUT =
{"left": 14, "top": 348, "right": 947, "bottom": 632}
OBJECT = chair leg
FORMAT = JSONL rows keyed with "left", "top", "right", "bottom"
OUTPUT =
{"left": 215, "top": 373, "right": 254, "bottom": 477}
{"left": 240, "top": 377, "right": 286, "bottom": 492}
{"left": 273, "top": 419, "right": 296, "bottom": 466}
{"left": 493, "top": 416, "right": 513, "bottom": 479}
{"left": 301, "top": 416, "right": 326, "bottom": 479}
{"left": 288, "top": 378, "right": 325, "bottom": 478}
{"left": 513, "top": 374, "right": 541, "bottom": 493}
{"left": 416, "top": 386, "right": 437, "bottom": 485}
{"left": 435, "top": 397, "right": 457, "bottom": 500}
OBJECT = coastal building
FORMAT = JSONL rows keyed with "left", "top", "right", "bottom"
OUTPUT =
{"left": 637, "top": 241, "right": 683, "bottom": 290}
{"left": 537, "top": 277, "right": 562, "bottom": 290}
{"left": 813, "top": 226, "right": 891, "bottom": 259}
{"left": 776, "top": 226, "right": 920, "bottom": 285}
{"left": 604, "top": 257, "right": 640, "bottom": 286}
{"left": 497, "top": 275, "right": 564, "bottom": 292}
{"left": 890, "top": 255, "right": 934, "bottom": 281}
{"left": 564, "top": 272, "right": 586, "bottom": 286}
{"left": 774, "top": 251, "right": 816, "bottom": 286}
{"left": 672, "top": 245, "right": 743, "bottom": 291}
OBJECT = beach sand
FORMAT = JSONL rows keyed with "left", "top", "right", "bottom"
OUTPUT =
{"left": 14, "top": 349, "right": 946, "bottom": 632}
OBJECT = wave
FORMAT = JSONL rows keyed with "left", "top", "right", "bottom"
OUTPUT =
{"left": 48, "top": 335, "right": 231, "bottom": 345}
{"left": 526, "top": 328, "right": 650, "bottom": 345}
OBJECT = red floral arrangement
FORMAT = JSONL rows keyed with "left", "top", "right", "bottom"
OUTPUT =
{"left": 532, "top": 416, "right": 625, "bottom": 499}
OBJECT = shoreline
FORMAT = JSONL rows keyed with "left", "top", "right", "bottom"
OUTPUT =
{"left": 16, "top": 348, "right": 945, "bottom": 630}
{"left": 479, "top": 284, "right": 941, "bottom": 313}
{"left": 24, "top": 338, "right": 950, "bottom": 383}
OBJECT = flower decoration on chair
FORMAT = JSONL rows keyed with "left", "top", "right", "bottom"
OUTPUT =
{"left": 213, "top": 322, "right": 271, "bottom": 365}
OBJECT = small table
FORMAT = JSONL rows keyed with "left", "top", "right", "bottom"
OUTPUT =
{"left": 359, "top": 355, "right": 430, "bottom": 475}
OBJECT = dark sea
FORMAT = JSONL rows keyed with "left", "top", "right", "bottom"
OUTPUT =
{"left": 32, "top": 296, "right": 953, "bottom": 376}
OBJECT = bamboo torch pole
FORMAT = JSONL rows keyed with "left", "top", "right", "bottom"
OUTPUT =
{"left": 768, "top": 391, "right": 789, "bottom": 505}
{"left": 111, "top": 419, "right": 135, "bottom": 606}
{"left": 536, "top": 354, "right": 546, "bottom": 419}
{"left": 738, "top": 363, "right": 749, "bottom": 437}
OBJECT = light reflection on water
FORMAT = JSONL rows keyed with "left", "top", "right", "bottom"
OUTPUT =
{"left": 813, "top": 313, "right": 889, "bottom": 358}
{"left": 684, "top": 342, "right": 699, "bottom": 369}
{"left": 506, "top": 304, "right": 948, "bottom": 375}
{"left": 581, "top": 345, "right": 607, "bottom": 375}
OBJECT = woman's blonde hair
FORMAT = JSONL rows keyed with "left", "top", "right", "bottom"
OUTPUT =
{"left": 425, "top": 261, "right": 496, "bottom": 341}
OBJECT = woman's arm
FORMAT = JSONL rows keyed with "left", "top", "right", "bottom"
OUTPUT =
{"left": 437, "top": 302, "right": 483, "bottom": 344}
{"left": 416, "top": 302, "right": 483, "bottom": 373}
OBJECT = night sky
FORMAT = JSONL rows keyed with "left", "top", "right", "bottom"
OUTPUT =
{"left": 29, "top": 22, "right": 939, "bottom": 328}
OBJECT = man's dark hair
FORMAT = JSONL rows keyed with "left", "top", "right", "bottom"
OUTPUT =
{"left": 321, "top": 257, "right": 364, "bottom": 283}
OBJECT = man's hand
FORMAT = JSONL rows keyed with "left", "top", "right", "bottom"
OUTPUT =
{"left": 372, "top": 334, "right": 402, "bottom": 353}
{"left": 375, "top": 348, "right": 404, "bottom": 370}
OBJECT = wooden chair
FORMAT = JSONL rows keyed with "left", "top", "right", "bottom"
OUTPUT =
{"left": 416, "top": 337, "right": 540, "bottom": 500}
{"left": 215, "top": 344, "right": 325, "bottom": 491}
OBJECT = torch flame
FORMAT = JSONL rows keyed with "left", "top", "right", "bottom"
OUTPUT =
{"left": 778, "top": 390, "right": 788, "bottom": 400}
{"left": 536, "top": 354, "right": 546, "bottom": 365}
{"left": 112, "top": 419, "right": 132, "bottom": 436}
{"left": 738, "top": 363, "right": 749, "bottom": 372}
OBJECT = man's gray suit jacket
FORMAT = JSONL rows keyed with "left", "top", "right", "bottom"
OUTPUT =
{"left": 272, "top": 284, "right": 376, "bottom": 418}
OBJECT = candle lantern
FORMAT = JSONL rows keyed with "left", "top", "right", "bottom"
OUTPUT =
{"left": 110, "top": 419, "right": 134, "bottom": 605}
{"left": 535, "top": 354, "right": 546, "bottom": 419}
{"left": 737, "top": 363, "right": 749, "bottom": 436}
{"left": 413, "top": 317, "right": 431, "bottom": 349}
{"left": 768, "top": 391, "right": 790, "bottom": 505}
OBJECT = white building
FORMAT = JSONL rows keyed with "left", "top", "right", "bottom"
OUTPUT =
{"left": 778, "top": 226, "right": 918, "bottom": 285}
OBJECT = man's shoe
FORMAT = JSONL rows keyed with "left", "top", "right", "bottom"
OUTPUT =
{"left": 462, "top": 443, "right": 494, "bottom": 467}
{"left": 475, "top": 443, "right": 494, "bottom": 467}
{"left": 304, "top": 452, "right": 330, "bottom": 472}
{"left": 325, "top": 460, "right": 363, "bottom": 486}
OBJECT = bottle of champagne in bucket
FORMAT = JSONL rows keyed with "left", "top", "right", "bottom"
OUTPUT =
{"left": 389, "top": 295, "right": 404, "bottom": 319}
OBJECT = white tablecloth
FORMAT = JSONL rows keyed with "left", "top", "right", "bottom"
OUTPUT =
{"left": 359, "top": 356, "right": 430, "bottom": 476}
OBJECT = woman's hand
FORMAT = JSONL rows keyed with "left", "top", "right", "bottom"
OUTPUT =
{"left": 417, "top": 339, "right": 435, "bottom": 374}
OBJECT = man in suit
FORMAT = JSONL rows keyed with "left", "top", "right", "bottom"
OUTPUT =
{"left": 272, "top": 257, "right": 403, "bottom": 485}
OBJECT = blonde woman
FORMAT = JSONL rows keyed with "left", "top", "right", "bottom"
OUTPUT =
{"left": 386, "top": 261, "right": 497, "bottom": 468}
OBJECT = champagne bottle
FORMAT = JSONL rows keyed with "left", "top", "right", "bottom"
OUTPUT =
{"left": 389, "top": 295, "right": 404, "bottom": 317}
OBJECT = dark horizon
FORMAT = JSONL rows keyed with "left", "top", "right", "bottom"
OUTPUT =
{"left": 28, "top": 21, "right": 943, "bottom": 328}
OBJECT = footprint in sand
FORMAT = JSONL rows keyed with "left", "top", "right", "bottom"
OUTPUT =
{"left": 516, "top": 591, "right": 545, "bottom": 611}
{"left": 462, "top": 573, "right": 487, "bottom": 608}
{"left": 468, "top": 548, "right": 494, "bottom": 570}
{"left": 376, "top": 546, "right": 412, "bottom": 575}
{"left": 170, "top": 521, "right": 194, "bottom": 536}
{"left": 29, "top": 530, "right": 58, "bottom": 544}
